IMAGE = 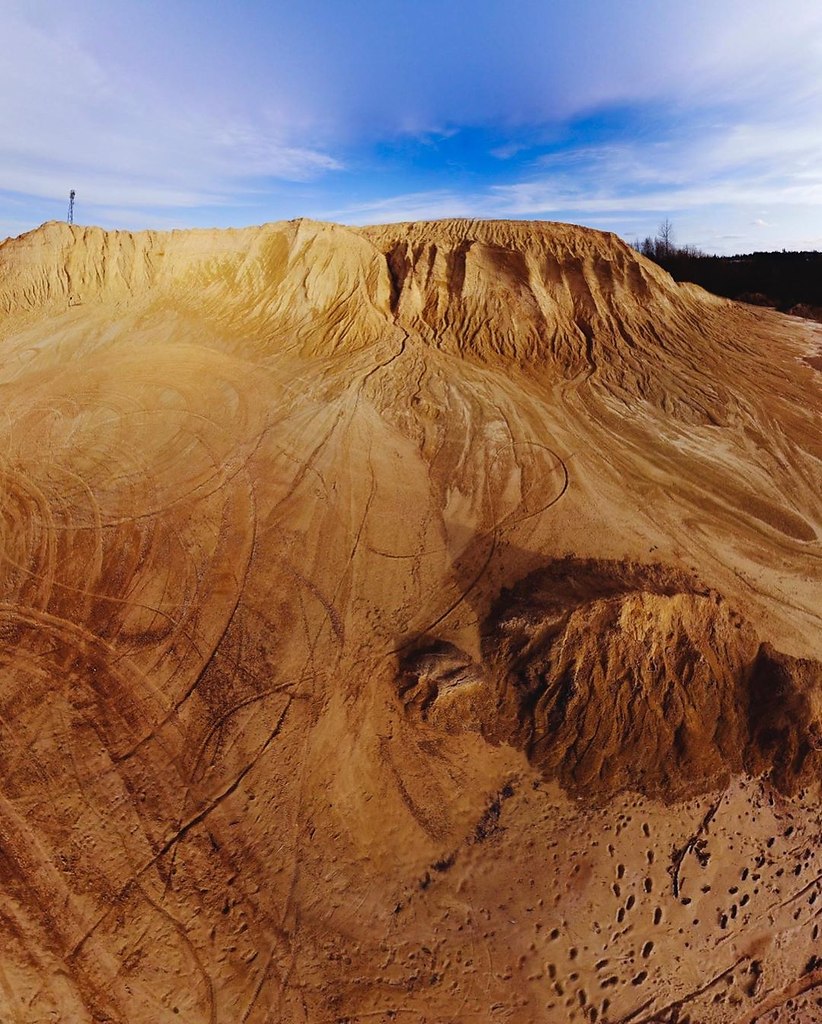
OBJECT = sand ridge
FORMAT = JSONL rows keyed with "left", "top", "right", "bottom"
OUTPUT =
{"left": 0, "top": 218, "right": 819, "bottom": 1022}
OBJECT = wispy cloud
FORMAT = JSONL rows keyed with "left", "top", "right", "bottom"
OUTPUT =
{"left": 1, "top": 5, "right": 340, "bottom": 224}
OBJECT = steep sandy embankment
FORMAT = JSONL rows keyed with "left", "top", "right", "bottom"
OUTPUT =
{"left": 0, "top": 218, "right": 820, "bottom": 1024}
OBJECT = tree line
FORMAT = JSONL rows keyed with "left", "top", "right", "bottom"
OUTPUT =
{"left": 632, "top": 218, "right": 707, "bottom": 261}
{"left": 630, "top": 220, "right": 822, "bottom": 319}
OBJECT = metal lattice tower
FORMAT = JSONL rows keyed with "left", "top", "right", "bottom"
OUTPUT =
{"left": 67, "top": 190, "right": 75, "bottom": 224}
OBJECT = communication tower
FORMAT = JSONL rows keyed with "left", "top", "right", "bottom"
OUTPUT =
{"left": 67, "top": 190, "right": 75, "bottom": 224}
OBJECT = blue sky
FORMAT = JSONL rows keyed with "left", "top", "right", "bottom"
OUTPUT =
{"left": 3, "top": 0, "right": 822, "bottom": 252}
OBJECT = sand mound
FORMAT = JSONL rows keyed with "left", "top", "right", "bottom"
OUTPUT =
{"left": 363, "top": 219, "right": 787, "bottom": 425}
{"left": 401, "top": 560, "right": 821, "bottom": 801}
{"left": 0, "top": 219, "right": 395, "bottom": 356}
{"left": 0, "top": 218, "right": 820, "bottom": 1023}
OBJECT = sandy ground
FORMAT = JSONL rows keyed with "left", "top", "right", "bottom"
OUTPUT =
{"left": 0, "top": 218, "right": 819, "bottom": 1023}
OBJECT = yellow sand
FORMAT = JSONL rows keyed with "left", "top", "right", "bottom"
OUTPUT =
{"left": 0, "top": 218, "right": 820, "bottom": 1022}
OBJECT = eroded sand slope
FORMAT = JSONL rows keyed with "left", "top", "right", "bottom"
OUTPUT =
{"left": 0, "top": 218, "right": 820, "bottom": 1023}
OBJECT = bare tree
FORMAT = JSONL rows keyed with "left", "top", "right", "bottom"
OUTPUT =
{"left": 631, "top": 221, "right": 707, "bottom": 264}
{"left": 658, "top": 218, "right": 674, "bottom": 257}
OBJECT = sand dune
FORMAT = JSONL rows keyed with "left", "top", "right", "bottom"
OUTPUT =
{"left": 0, "top": 218, "right": 820, "bottom": 1023}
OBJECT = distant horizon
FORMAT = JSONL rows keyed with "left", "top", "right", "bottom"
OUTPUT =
{"left": 8, "top": 209, "right": 822, "bottom": 260}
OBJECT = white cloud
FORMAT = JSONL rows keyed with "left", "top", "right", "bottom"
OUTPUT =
{"left": 0, "top": 7, "right": 340, "bottom": 221}
{"left": 3, "top": 0, "right": 822, "bottom": 252}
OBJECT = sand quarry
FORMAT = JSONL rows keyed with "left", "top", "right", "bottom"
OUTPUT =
{"left": 0, "top": 217, "right": 820, "bottom": 1023}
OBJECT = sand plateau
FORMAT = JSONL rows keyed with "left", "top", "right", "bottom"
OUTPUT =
{"left": 0, "top": 217, "right": 820, "bottom": 1023}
